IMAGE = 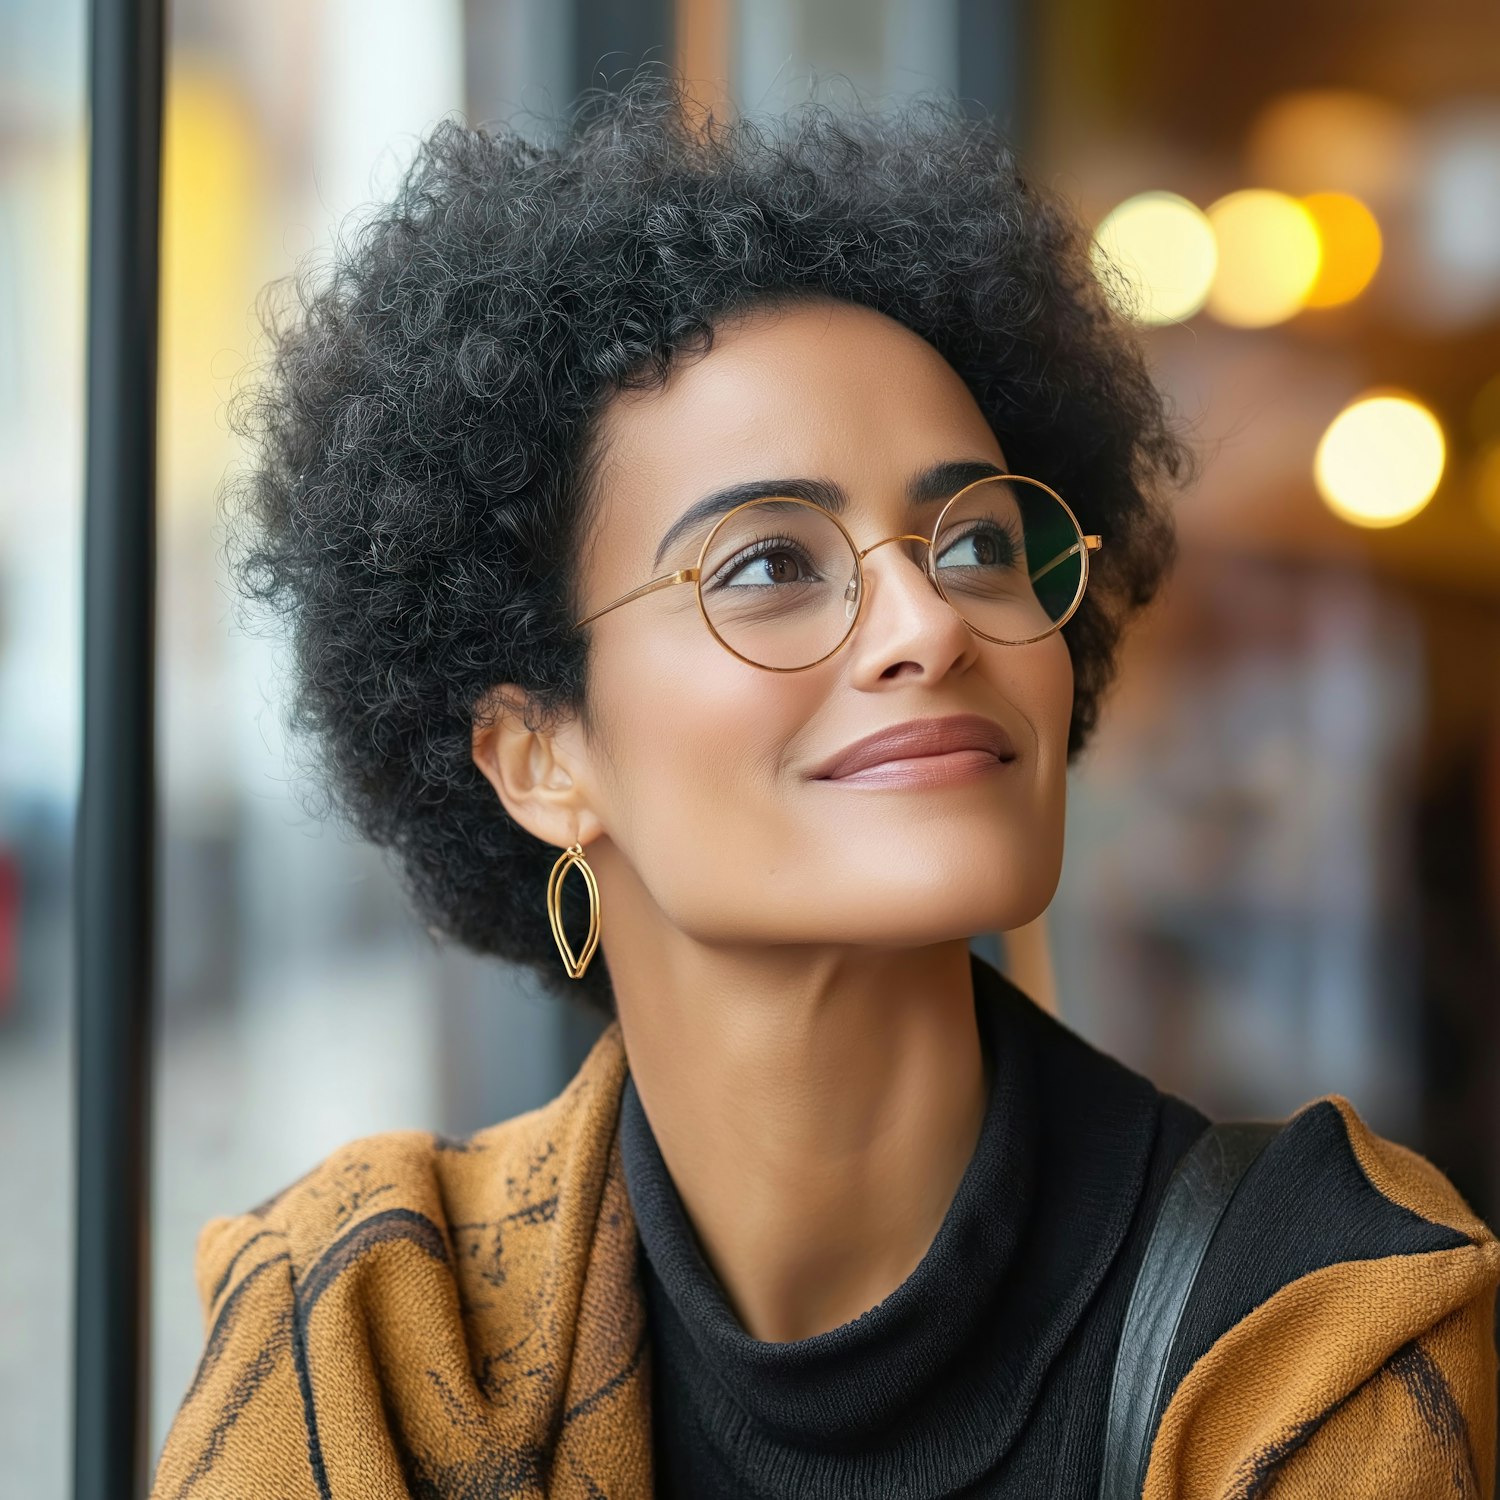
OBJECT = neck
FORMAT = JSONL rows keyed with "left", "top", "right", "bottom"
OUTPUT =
{"left": 611, "top": 934, "right": 991, "bottom": 1344}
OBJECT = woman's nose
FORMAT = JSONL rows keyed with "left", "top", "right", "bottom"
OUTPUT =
{"left": 854, "top": 533, "right": 967, "bottom": 632}
{"left": 857, "top": 533, "right": 944, "bottom": 603}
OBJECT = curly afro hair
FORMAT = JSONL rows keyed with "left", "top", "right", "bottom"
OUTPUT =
{"left": 227, "top": 66, "right": 1193, "bottom": 1021}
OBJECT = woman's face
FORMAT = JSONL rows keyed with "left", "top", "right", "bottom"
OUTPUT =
{"left": 527, "top": 297, "right": 1073, "bottom": 952}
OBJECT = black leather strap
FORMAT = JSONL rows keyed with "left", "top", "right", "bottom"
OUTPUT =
{"left": 1097, "top": 1119, "right": 1283, "bottom": 1500}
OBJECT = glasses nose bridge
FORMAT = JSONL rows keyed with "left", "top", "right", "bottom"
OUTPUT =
{"left": 853, "top": 529, "right": 941, "bottom": 599}
{"left": 856, "top": 529, "right": 933, "bottom": 562}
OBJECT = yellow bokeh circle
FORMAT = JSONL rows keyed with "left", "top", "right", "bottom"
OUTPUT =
{"left": 1314, "top": 394, "right": 1446, "bottom": 528}
{"left": 1300, "top": 192, "right": 1382, "bottom": 308}
{"left": 1206, "top": 189, "right": 1322, "bottom": 328}
{"left": 1093, "top": 191, "right": 1218, "bottom": 326}
{"left": 1474, "top": 443, "right": 1500, "bottom": 536}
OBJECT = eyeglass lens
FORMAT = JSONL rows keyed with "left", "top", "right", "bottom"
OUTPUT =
{"left": 696, "top": 476, "right": 1086, "bottom": 669}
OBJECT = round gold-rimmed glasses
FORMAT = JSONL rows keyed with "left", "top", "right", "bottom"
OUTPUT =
{"left": 573, "top": 473, "right": 1102, "bottom": 673}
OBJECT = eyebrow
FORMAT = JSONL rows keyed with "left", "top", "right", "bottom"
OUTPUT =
{"left": 651, "top": 458, "right": 1008, "bottom": 570}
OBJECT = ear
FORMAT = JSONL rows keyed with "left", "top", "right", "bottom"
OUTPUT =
{"left": 470, "top": 684, "right": 605, "bottom": 849}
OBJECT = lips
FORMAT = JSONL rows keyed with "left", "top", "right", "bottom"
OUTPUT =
{"left": 811, "top": 713, "right": 1018, "bottom": 780}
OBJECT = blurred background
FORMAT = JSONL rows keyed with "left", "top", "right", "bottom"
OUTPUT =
{"left": 3, "top": 0, "right": 1499, "bottom": 1491}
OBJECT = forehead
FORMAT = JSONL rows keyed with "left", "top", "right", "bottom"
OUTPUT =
{"left": 589, "top": 298, "right": 1005, "bottom": 557}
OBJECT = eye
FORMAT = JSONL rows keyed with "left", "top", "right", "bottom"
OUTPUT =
{"left": 710, "top": 538, "right": 823, "bottom": 589}
{"left": 936, "top": 517, "right": 1023, "bottom": 570}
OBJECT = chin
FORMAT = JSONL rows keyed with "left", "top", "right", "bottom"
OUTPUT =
{"left": 817, "top": 890, "right": 1046, "bottom": 949}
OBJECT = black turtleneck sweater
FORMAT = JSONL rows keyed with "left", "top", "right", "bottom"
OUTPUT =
{"left": 616, "top": 951, "right": 1469, "bottom": 1498}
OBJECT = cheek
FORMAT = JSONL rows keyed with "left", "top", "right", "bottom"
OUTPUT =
{"left": 976, "top": 630, "right": 1074, "bottom": 797}
{"left": 590, "top": 618, "right": 815, "bottom": 859}
{"left": 1003, "top": 630, "right": 1073, "bottom": 748}
{"left": 1036, "top": 632, "right": 1075, "bottom": 745}
{"left": 1021, "top": 637, "right": 1074, "bottom": 881}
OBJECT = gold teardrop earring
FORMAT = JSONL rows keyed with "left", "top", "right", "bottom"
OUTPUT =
{"left": 547, "top": 841, "right": 600, "bottom": 979}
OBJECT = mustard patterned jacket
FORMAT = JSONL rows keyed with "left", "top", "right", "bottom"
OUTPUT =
{"left": 148, "top": 1018, "right": 1500, "bottom": 1499}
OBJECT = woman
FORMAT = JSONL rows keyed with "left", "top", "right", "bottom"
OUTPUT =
{"left": 150, "top": 70, "right": 1499, "bottom": 1499}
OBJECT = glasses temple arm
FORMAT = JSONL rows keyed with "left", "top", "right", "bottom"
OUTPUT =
{"left": 574, "top": 568, "right": 698, "bottom": 629}
{"left": 1028, "top": 534, "right": 1101, "bottom": 586}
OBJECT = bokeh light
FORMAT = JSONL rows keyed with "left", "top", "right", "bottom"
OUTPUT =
{"left": 1314, "top": 393, "right": 1447, "bottom": 527}
{"left": 1093, "top": 191, "right": 1218, "bottom": 325}
{"left": 1300, "top": 192, "right": 1383, "bottom": 308}
{"left": 160, "top": 66, "right": 261, "bottom": 508}
{"left": 1206, "top": 189, "right": 1323, "bottom": 327}
{"left": 1415, "top": 104, "right": 1500, "bottom": 327}
{"left": 1475, "top": 443, "right": 1500, "bottom": 535}
{"left": 1246, "top": 90, "right": 1416, "bottom": 202}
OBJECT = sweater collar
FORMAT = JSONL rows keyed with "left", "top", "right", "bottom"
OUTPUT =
{"left": 617, "top": 950, "right": 1162, "bottom": 1494}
